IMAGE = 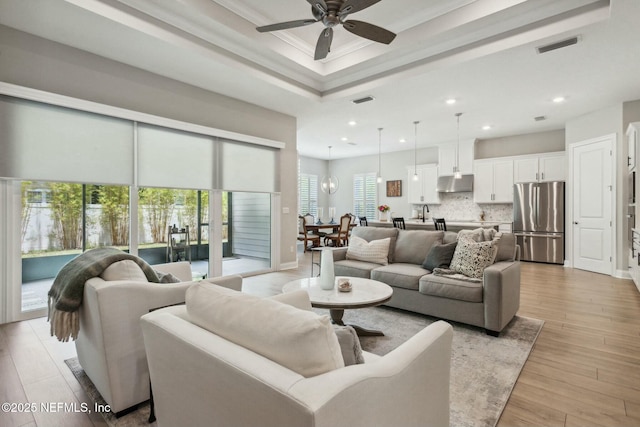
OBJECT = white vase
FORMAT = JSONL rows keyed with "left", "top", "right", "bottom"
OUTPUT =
{"left": 319, "top": 248, "right": 335, "bottom": 290}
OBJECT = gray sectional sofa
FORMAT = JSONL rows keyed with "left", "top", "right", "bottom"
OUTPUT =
{"left": 332, "top": 227, "right": 521, "bottom": 336}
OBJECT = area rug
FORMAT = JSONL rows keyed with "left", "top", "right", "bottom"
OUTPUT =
{"left": 65, "top": 307, "right": 542, "bottom": 427}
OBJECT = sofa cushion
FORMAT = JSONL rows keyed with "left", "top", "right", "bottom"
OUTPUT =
{"left": 371, "top": 263, "right": 430, "bottom": 291}
{"left": 458, "top": 228, "right": 499, "bottom": 242}
{"left": 346, "top": 236, "right": 391, "bottom": 265}
{"left": 419, "top": 275, "right": 483, "bottom": 303}
{"left": 100, "top": 260, "right": 148, "bottom": 282}
{"left": 422, "top": 242, "right": 458, "bottom": 270}
{"left": 269, "top": 289, "right": 313, "bottom": 311}
{"left": 186, "top": 282, "right": 344, "bottom": 377}
{"left": 351, "top": 227, "right": 399, "bottom": 262}
{"left": 495, "top": 233, "right": 517, "bottom": 262}
{"left": 393, "top": 230, "right": 444, "bottom": 265}
{"left": 449, "top": 236, "right": 497, "bottom": 279}
{"left": 334, "top": 259, "right": 379, "bottom": 278}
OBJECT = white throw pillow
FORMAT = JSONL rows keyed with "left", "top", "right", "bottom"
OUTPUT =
{"left": 100, "top": 260, "right": 148, "bottom": 282}
{"left": 346, "top": 236, "right": 391, "bottom": 265}
{"left": 186, "top": 282, "right": 344, "bottom": 378}
{"left": 449, "top": 236, "right": 498, "bottom": 279}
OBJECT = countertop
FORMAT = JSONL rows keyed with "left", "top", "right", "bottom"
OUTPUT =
{"left": 369, "top": 219, "right": 510, "bottom": 228}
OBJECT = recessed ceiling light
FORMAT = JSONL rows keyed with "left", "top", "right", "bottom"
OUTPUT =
{"left": 553, "top": 96, "right": 565, "bottom": 103}
{"left": 482, "top": 125, "right": 492, "bottom": 130}
{"left": 399, "top": 138, "right": 406, "bottom": 143}
{"left": 445, "top": 98, "right": 456, "bottom": 105}
{"left": 348, "top": 120, "right": 357, "bottom": 126}
{"left": 341, "top": 137, "right": 348, "bottom": 141}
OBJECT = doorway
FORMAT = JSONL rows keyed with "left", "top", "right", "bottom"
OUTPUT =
{"left": 570, "top": 135, "right": 614, "bottom": 274}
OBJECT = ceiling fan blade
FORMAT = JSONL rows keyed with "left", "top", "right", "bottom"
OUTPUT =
{"left": 256, "top": 19, "right": 318, "bottom": 33}
{"left": 314, "top": 27, "right": 333, "bottom": 60}
{"left": 339, "top": 0, "right": 381, "bottom": 16}
{"left": 307, "top": 0, "right": 327, "bottom": 15}
{"left": 342, "top": 20, "right": 396, "bottom": 44}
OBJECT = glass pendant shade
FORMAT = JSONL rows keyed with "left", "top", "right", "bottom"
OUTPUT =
{"left": 321, "top": 145, "right": 339, "bottom": 194}
{"left": 454, "top": 112, "right": 463, "bottom": 179}
{"left": 321, "top": 176, "right": 339, "bottom": 194}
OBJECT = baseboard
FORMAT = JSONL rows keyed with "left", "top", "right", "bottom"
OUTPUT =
{"left": 613, "top": 269, "right": 632, "bottom": 280}
{"left": 279, "top": 261, "right": 298, "bottom": 271}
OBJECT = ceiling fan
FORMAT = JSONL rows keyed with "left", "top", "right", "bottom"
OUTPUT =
{"left": 256, "top": 0, "right": 396, "bottom": 60}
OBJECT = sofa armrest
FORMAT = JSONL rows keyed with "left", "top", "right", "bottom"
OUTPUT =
{"left": 482, "top": 261, "right": 521, "bottom": 333}
{"left": 331, "top": 247, "right": 348, "bottom": 261}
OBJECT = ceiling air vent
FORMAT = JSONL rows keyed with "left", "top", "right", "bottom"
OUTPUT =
{"left": 536, "top": 36, "right": 579, "bottom": 54}
{"left": 534, "top": 116, "right": 547, "bottom": 122}
{"left": 352, "top": 96, "right": 375, "bottom": 104}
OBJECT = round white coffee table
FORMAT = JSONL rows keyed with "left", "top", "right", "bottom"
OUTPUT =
{"left": 282, "top": 276, "right": 393, "bottom": 336}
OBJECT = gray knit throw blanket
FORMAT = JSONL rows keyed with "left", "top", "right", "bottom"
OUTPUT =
{"left": 48, "top": 247, "right": 160, "bottom": 342}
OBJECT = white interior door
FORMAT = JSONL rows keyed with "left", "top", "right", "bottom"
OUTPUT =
{"left": 572, "top": 137, "right": 613, "bottom": 274}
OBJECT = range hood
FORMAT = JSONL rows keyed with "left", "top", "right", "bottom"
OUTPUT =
{"left": 437, "top": 174, "right": 474, "bottom": 193}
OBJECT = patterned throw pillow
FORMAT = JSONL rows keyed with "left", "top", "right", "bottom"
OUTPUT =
{"left": 345, "top": 236, "right": 391, "bottom": 265}
{"left": 449, "top": 236, "right": 498, "bottom": 279}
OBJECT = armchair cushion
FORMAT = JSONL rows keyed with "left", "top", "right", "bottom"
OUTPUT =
{"left": 186, "top": 282, "right": 344, "bottom": 377}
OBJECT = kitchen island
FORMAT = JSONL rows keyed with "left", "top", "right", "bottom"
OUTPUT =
{"left": 368, "top": 219, "right": 511, "bottom": 232}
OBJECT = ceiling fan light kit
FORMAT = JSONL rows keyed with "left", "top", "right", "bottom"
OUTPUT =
{"left": 256, "top": 0, "right": 396, "bottom": 60}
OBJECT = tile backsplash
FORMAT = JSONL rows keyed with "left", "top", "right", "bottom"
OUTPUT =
{"left": 412, "top": 192, "right": 513, "bottom": 222}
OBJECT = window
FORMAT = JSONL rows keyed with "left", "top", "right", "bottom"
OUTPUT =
{"left": 353, "top": 173, "right": 377, "bottom": 220}
{"left": 298, "top": 173, "right": 318, "bottom": 217}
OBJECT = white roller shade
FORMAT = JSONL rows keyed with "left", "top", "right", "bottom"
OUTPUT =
{"left": 0, "top": 96, "right": 134, "bottom": 184}
{"left": 218, "top": 139, "right": 278, "bottom": 193}
{"left": 137, "top": 124, "right": 214, "bottom": 189}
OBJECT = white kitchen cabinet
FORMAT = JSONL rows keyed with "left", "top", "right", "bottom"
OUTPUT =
{"left": 473, "top": 159, "right": 514, "bottom": 203}
{"left": 438, "top": 139, "right": 475, "bottom": 176}
{"left": 513, "top": 152, "right": 565, "bottom": 182}
{"left": 628, "top": 122, "right": 639, "bottom": 171}
{"left": 407, "top": 164, "right": 440, "bottom": 204}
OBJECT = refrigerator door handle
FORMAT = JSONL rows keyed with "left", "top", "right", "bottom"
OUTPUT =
{"left": 514, "top": 232, "right": 563, "bottom": 239}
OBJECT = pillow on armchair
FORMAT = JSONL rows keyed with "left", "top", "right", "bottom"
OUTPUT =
{"left": 100, "top": 260, "right": 148, "bottom": 282}
{"left": 186, "top": 282, "right": 345, "bottom": 377}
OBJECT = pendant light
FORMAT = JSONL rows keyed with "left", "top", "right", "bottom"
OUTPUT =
{"left": 454, "top": 112, "right": 463, "bottom": 179}
{"left": 376, "top": 127, "right": 383, "bottom": 184}
{"left": 321, "top": 145, "right": 339, "bottom": 194}
{"left": 413, "top": 121, "right": 420, "bottom": 181}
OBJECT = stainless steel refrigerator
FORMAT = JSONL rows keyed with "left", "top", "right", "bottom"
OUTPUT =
{"left": 513, "top": 181, "right": 565, "bottom": 264}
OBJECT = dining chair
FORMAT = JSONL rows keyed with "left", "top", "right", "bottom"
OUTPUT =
{"left": 392, "top": 217, "right": 406, "bottom": 229}
{"left": 358, "top": 216, "right": 368, "bottom": 226}
{"left": 324, "top": 214, "right": 352, "bottom": 247}
{"left": 297, "top": 215, "right": 320, "bottom": 252}
{"left": 433, "top": 218, "right": 447, "bottom": 231}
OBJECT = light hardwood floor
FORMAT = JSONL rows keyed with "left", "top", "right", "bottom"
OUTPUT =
{"left": 1, "top": 254, "right": 639, "bottom": 427}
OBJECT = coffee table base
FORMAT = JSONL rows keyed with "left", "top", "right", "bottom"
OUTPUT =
{"left": 330, "top": 308, "right": 384, "bottom": 337}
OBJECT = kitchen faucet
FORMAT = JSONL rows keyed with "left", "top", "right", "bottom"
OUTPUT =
{"left": 422, "top": 204, "right": 430, "bottom": 222}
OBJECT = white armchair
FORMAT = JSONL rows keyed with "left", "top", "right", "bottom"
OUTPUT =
{"left": 141, "top": 293, "right": 453, "bottom": 427}
{"left": 74, "top": 261, "right": 242, "bottom": 415}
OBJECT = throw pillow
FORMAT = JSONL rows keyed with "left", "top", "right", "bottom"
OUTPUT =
{"left": 156, "top": 271, "right": 181, "bottom": 283}
{"left": 422, "top": 241, "right": 458, "bottom": 271}
{"left": 449, "top": 236, "right": 498, "bottom": 279}
{"left": 333, "top": 325, "right": 365, "bottom": 366}
{"left": 100, "top": 260, "right": 148, "bottom": 282}
{"left": 346, "top": 236, "right": 391, "bottom": 265}
{"left": 186, "top": 282, "right": 344, "bottom": 378}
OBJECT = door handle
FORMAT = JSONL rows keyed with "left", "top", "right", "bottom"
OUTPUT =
{"left": 573, "top": 221, "right": 579, "bottom": 225}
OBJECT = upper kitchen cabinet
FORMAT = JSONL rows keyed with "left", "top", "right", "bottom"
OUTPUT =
{"left": 628, "top": 122, "right": 639, "bottom": 171}
{"left": 474, "top": 158, "right": 514, "bottom": 203}
{"left": 513, "top": 152, "right": 565, "bottom": 183}
{"left": 438, "top": 139, "right": 475, "bottom": 176}
{"left": 407, "top": 164, "right": 440, "bottom": 204}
